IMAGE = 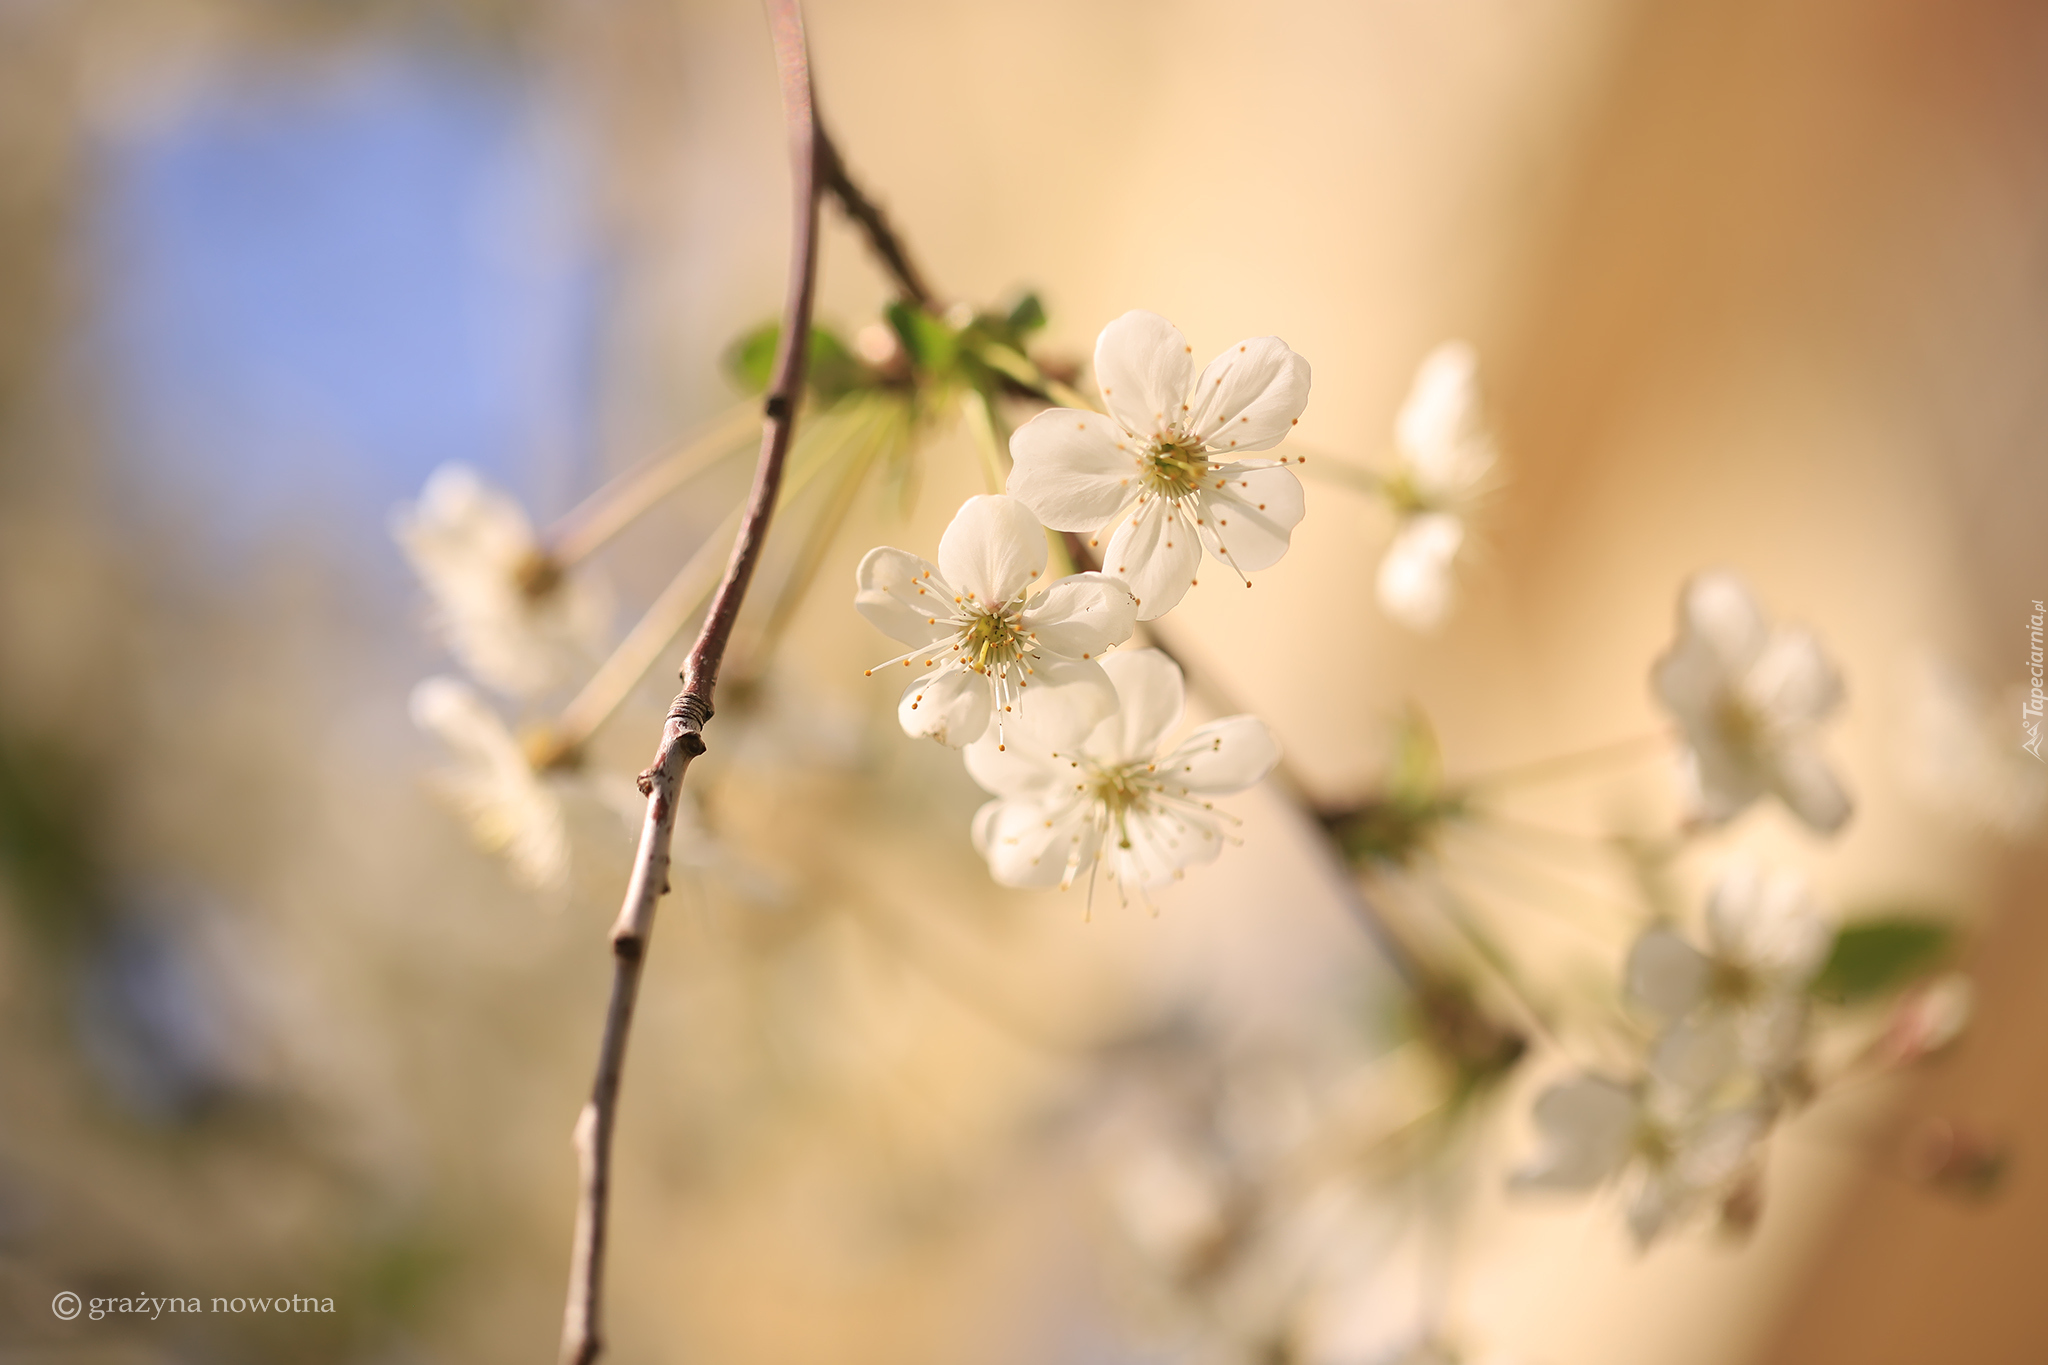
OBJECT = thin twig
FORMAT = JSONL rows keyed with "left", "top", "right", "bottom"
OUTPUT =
{"left": 817, "top": 127, "right": 941, "bottom": 312}
{"left": 545, "top": 401, "right": 760, "bottom": 567}
{"left": 556, "top": 3, "right": 822, "bottom": 1361}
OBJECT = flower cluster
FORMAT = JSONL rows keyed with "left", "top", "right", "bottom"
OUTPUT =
{"left": 1514, "top": 861, "right": 1826, "bottom": 1246}
{"left": 857, "top": 311, "right": 1301, "bottom": 900}
{"left": 1375, "top": 342, "right": 1497, "bottom": 632}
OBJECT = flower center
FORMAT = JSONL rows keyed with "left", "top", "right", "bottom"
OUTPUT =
{"left": 1707, "top": 958, "right": 1758, "bottom": 1006}
{"left": 1633, "top": 1119, "right": 1676, "bottom": 1169}
{"left": 1142, "top": 436, "right": 1211, "bottom": 499}
{"left": 1713, "top": 693, "right": 1771, "bottom": 760}
{"left": 964, "top": 604, "right": 1027, "bottom": 674}
{"left": 1088, "top": 762, "right": 1162, "bottom": 848}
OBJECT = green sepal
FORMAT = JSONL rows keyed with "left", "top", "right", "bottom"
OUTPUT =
{"left": 1810, "top": 914, "right": 1956, "bottom": 1005}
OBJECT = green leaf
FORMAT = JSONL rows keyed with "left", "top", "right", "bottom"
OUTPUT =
{"left": 1811, "top": 915, "right": 1956, "bottom": 1004}
{"left": 885, "top": 301, "right": 958, "bottom": 376}
{"left": 1005, "top": 292, "right": 1046, "bottom": 337}
{"left": 724, "top": 323, "right": 863, "bottom": 400}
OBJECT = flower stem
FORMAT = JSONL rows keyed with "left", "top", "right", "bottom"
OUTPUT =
{"left": 545, "top": 402, "right": 759, "bottom": 568}
{"left": 557, "top": 3, "right": 823, "bottom": 1360}
{"left": 1453, "top": 730, "right": 1675, "bottom": 792}
{"left": 552, "top": 405, "right": 868, "bottom": 753}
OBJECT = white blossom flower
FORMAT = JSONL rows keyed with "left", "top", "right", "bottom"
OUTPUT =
{"left": 1626, "top": 861, "right": 1831, "bottom": 1085}
{"left": 393, "top": 465, "right": 611, "bottom": 698}
{"left": 963, "top": 648, "right": 1280, "bottom": 898}
{"left": 1513, "top": 1025, "right": 1770, "bottom": 1247}
{"left": 1651, "top": 571, "right": 1852, "bottom": 832}
{"left": 1375, "top": 342, "right": 1497, "bottom": 632}
{"left": 1007, "top": 310, "right": 1310, "bottom": 620}
{"left": 410, "top": 676, "right": 570, "bottom": 891}
{"left": 856, "top": 494, "right": 1137, "bottom": 748}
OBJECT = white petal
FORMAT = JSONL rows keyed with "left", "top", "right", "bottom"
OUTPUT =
{"left": 1192, "top": 463, "right": 1304, "bottom": 573}
{"left": 1675, "top": 1106, "right": 1769, "bottom": 1190}
{"left": 1022, "top": 572, "right": 1137, "bottom": 660}
{"left": 1094, "top": 310, "right": 1194, "bottom": 440}
{"left": 964, "top": 734, "right": 1069, "bottom": 799}
{"left": 410, "top": 676, "right": 568, "bottom": 890}
{"left": 898, "top": 666, "right": 991, "bottom": 748}
{"left": 1512, "top": 1076, "right": 1636, "bottom": 1190}
{"left": 937, "top": 494, "right": 1046, "bottom": 607}
{"left": 1087, "top": 649, "right": 1186, "bottom": 764}
{"left": 1007, "top": 410, "right": 1141, "bottom": 532}
{"left": 1626, "top": 1172, "right": 1682, "bottom": 1249}
{"left": 1744, "top": 628, "right": 1845, "bottom": 727}
{"left": 1768, "top": 742, "right": 1853, "bottom": 833}
{"left": 1108, "top": 802, "right": 1217, "bottom": 888}
{"left": 1160, "top": 715, "right": 1280, "bottom": 795}
{"left": 1103, "top": 497, "right": 1202, "bottom": 621}
{"left": 1625, "top": 928, "right": 1711, "bottom": 1020}
{"left": 1185, "top": 336, "right": 1311, "bottom": 454}
{"left": 1737, "top": 992, "right": 1811, "bottom": 1077}
{"left": 854, "top": 546, "right": 954, "bottom": 647}
{"left": 1648, "top": 1017, "right": 1740, "bottom": 1108}
{"left": 1706, "top": 864, "right": 1830, "bottom": 984}
{"left": 1672, "top": 572, "right": 1768, "bottom": 684}
{"left": 979, "top": 796, "right": 1099, "bottom": 888}
{"left": 1395, "top": 342, "right": 1495, "bottom": 499}
{"left": 1009, "top": 656, "right": 1121, "bottom": 748}
{"left": 1376, "top": 514, "right": 1465, "bottom": 632}
{"left": 1675, "top": 736, "right": 1767, "bottom": 826}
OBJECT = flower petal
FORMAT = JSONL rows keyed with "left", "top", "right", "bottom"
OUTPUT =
{"left": 1706, "top": 863, "right": 1831, "bottom": 984}
{"left": 977, "top": 795, "right": 1099, "bottom": 888}
{"left": 1022, "top": 572, "right": 1138, "bottom": 660}
{"left": 1768, "top": 741, "right": 1853, "bottom": 834}
{"left": 854, "top": 546, "right": 954, "bottom": 646}
{"left": 1010, "top": 655, "right": 1121, "bottom": 748}
{"left": 1676, "top": 735, "right": 1768, "bottom": 826}
{"left": 1008, "top": 410, "right": 1140, "bottom": 532}
{"left": 1109, "top": 802, "right": 1220, "bottom": 888}
{"left": 1087, "top": 648, "right": 1186, "bottom": 764}
{"left": 1648, "top": 1017, "right": 1740, "bottom": 1108}
{"left": 1160, "top": 715, "right": 1280, "bottom": 795}
{"left": 1193, "top": 463, "right": 1304, "bottom": 574}
{"left": 1376, "top": 513, "right": 1465, "bottom": 632}
{"left": 1512, "top": 1076, "right": 1636, "bottom": 1190}
{"left": 1185, "top": 336, "right": 1311, "bottom": 453}
{"left": 898, "top": 666, "right": 991, "bottom": 747}
{"left": 937, "top": 494, "right": 1046, "bottom": 607}
{"left": 1094, "top": 309, "right": 1194, "bottom": 440}
{"left": 1103, "top": 497, "right": 1202, "bottom": 620}
{"left": 964, "top": 734, "right": 1069, "bottom": 799}
{"left": 1395, "top": 342, "right": 1495, "bottom": 498}
{"left": 1655, "top": 573, "right": 1768, "bottom": 722}
{"left": 1625, "top": 927, "right": 1712, "bottom": 1020}
{"left": 1744, "top": 627, "right": 1845, "bottom": 728}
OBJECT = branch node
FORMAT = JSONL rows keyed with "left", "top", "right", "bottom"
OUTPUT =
{"left": 611, "top": 934, "right": 643, "bottom": 963}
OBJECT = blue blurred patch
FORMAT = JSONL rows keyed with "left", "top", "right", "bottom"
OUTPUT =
{"left": 91, "top": 51, "right": 603, "bottom": 560}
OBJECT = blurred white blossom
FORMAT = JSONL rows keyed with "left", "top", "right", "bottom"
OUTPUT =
{"left": 1652, "top": 571, "right": 1852, "bottom": 832}
{"left": 1008, "top": 309, "right": 1309, "bottom": 619}
{"left": 1514, "top": 1044, "right": 1769, "bottom": 1248}
{"left": 1627, "top": 861, "right": 1831, "bottom": 1087}
{"left": 964, "top": 649, "right": 1279, "bottom": 897}
{"left": 393, "top": 464, "right": 611, "bottom": 698}
{"left": 410, "top": 675, "right": 570, "bottom": 892}
{"left": 1375, "top": 342, "right": 1497, "bottom": 632}
{"left": 856, "top": 494, "right": 1136, "bottom": 748}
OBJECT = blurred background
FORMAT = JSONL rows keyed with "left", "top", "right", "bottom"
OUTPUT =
{"left": 1, "top": 0, "right": 2045, "bottom": 1361}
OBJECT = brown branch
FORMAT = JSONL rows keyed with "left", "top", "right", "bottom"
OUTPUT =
{"left": 556, "top": 3, "right": 823, "bottom": 1361}
{"left": 817, "top": 127, "right": 942, "bottom": 312}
